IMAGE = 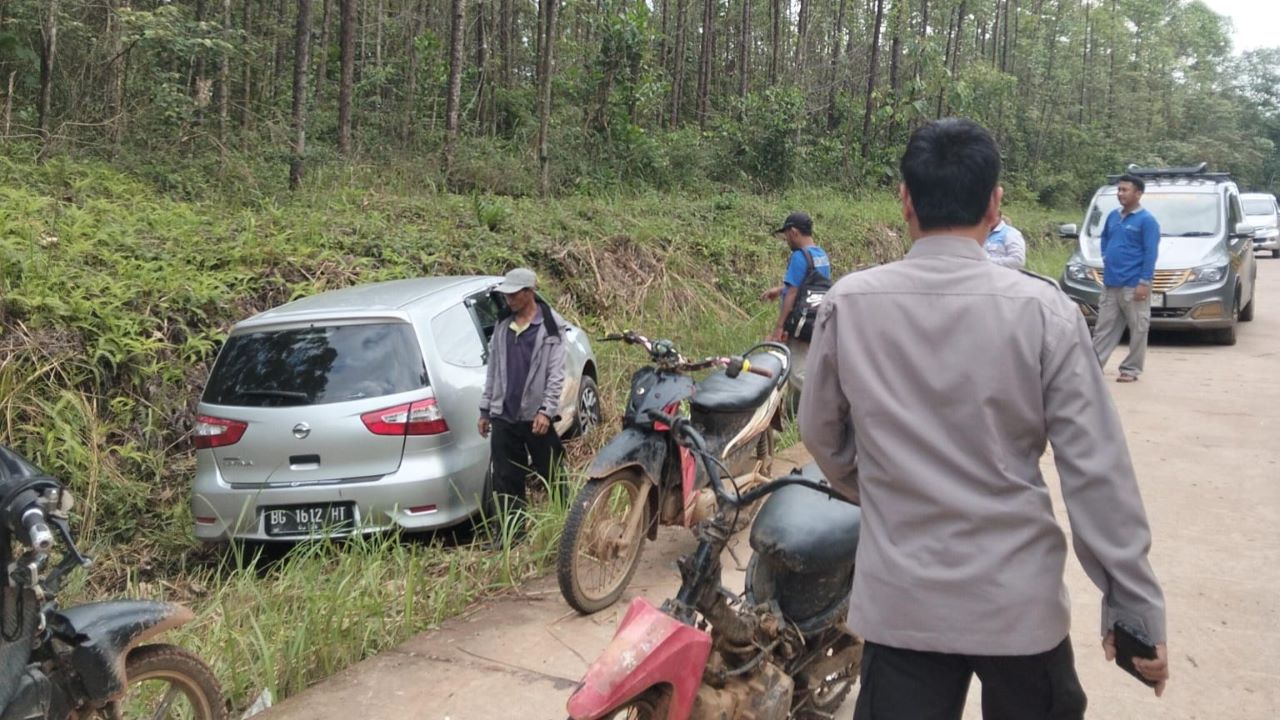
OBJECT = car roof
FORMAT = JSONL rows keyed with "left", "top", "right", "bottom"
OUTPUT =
{"left": 1240, "top": 192, "right": 1276, "bottom": 200}
{"left": 235, "top": 276, "right": 501, "bottom": 331}
{"left": 1096, "top": 180, "right": 1235, "bottom": 195}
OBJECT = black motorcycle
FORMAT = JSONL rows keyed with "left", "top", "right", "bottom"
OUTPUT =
{"left": 556, "top": 332, "right": 791, "bottom": 614}
{"left": 566, "top": 414, "right": 863, "bottom": 719}
{"left": 1, "top": 446, "right": 226, "bottom": 720}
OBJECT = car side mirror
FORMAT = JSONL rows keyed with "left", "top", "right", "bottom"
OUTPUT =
{"left": 1233, "top": 223, "right": 1256, "bottom": 240}
{"left": 1057, "top": 223, "right": 1079, "bottom": 239}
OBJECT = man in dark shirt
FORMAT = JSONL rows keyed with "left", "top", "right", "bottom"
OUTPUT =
{"left": 478, "top": 268, "right": 567, "bottom": 543}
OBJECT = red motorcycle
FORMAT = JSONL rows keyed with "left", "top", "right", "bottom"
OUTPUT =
{"left": 566, "top": 416, "right": 863, "bottom": 720}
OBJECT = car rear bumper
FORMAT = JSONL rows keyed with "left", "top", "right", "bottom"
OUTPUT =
{"left": 191, "top": 445, "right": 489, "bottom": 542}
{"left": 1061, "top": 277, "right": 1237, "bottom": 331}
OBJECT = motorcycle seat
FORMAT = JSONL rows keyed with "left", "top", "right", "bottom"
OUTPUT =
{"left": 691, "top": 351, "right": 785, "bottom": 413}
{"left": 750, "top": 464, "right": 861, "bottom": 574}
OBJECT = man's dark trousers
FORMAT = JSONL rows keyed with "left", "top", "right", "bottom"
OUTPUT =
{"left": 489, "top": 417, "right": 564, "bottom": 512}
{"left": 852, "top": 638, "right": 1087, "bottom": 720}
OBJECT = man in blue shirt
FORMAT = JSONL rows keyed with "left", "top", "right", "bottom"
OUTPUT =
{"left": 761, "top": 212, "right": 831, "bottom": 394}
{"left": 1094, "top": 173, "right": 1161, "bottom": 382}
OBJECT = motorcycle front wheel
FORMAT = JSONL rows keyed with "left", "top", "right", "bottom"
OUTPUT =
{"left": 557, "top": 470, "right": 648, "bottom": 614}
{"left": 603, "top": 687, "right": 670, "bottom": 719}
{"left": 98, "top": 644, "right": 227, "bottom": 720}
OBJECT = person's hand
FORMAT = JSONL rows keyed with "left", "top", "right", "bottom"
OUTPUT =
{"left": 1103, "top": 632, "right": 1169, "bottom": 697}
{"left": 1133, "top": 284, "right": 1151, "bottom": 302}
{"left": 760, "top": 286, "right": 782, "bottom": 302}
{"left": 532, "top": 412, "right": 551, "bottom": 436}
{"left": 767, "top": 328, "right": 788, "bottom": 343}
{"left": 477, "top": 417, "right": 490, "bottom": 438}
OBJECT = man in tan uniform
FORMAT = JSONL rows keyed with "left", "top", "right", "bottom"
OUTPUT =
{"left": 799, "top": 118, "right": 1168, "bottom": 719}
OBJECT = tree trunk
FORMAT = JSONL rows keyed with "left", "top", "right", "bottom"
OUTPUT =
{"left": 671, "top": 0, "right": 687, "bottom": 127}
{"left": 314, "top": 0, "right": 331, "bottom": 102}
{"left": 889, "top": 0, "right": 901, "bottom": 94}
{"left": 794, "top": 0, "right": 808, "bottom": 85}
{"left": 936, "top": 4, "right": 956, "bottom": 116}
{"left": 769, "top": 0, "right": 780, "bottom": 84}
{"left": 337, "top": 0, "right": 355, "bottom": 155}
{"left": 241, "top": 0, "right": 253, "bottom": 133}
{"left": 290, "top": 0, "right": 311, "bottom": 190}
{"left": 3, "top": 71, "right": 14, "bottom": 138}
{"left": 218, "top": 0, "right": 231, "bottom": 140}
{"left": 499, "top": 0, "right": 512, "bottom": 85}
{"left": 106, "top": 0, "right": 129, "bottom": 145}
{"left": 271, "top": 0, "right": 287, "bottom": 106}
{"left": 826, "top": 0, "right": 846, "bottom": 129}
{"left": 536, "top": 0, "right": 559, "bottom": 193}
{"left": 738, "top": 0, "right": 750, "bottom": 101}
{"left": 37, "top": 0, "right": 59, "bottom": 163}
{"left": 696, "top": 0, "right": 713, "bottom": 127}
{"left": 193, "top": 0, "right": 208, "bottom": 123}
{"left": 444, "top": 0, "right": 465, "bottom": 174}
{"left": 858, "top": 0, "right": 885, "bottom": 161}
{"left": 403, "top": 4, "right": 424, "bottom": 143}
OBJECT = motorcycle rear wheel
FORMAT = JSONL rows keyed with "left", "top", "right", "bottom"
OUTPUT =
{"left": 99, "top": 643, "right": 227, "bottom": 720}
{"left": 557, "top": 470, "right": 648, "bottom": 614}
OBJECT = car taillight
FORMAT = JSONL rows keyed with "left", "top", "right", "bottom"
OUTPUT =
{"left": 361, "top": 398, "right": 449, "bottom": 436}
{"left": 193, "top": 415, "right": 248, "bottom": 449}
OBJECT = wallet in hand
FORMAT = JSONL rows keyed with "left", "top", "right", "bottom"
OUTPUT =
{"left": 1113, "top": 620, "right": 1158, "bottom": 688}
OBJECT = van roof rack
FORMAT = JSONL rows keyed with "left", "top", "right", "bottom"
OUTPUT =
{"left": 1107, "top": 163, "right": 1232, "bottom": 182}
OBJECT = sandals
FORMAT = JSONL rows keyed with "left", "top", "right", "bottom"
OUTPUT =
{"left": 1116, "top": 374, "right": 1139, "bottom": 383}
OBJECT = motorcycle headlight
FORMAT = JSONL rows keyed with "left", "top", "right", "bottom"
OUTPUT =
{"left": 1065, "top": 263, "right": 1095, "bottom": 282}
{"left": 1188, "top": 265, "right": 1227, "bottom": 283}
{"left": 1253, "top": 227, "right": 1279, "bottom": 239}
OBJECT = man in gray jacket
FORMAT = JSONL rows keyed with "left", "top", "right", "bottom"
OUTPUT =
{"left": 478, "top": 268, "right": 566, "bottom": 532}
{"left": 800, "top": 119, "right": 1168, "bottom": 718}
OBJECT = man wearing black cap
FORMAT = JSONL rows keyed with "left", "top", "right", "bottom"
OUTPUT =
{"left": 761, "top": 212, "right": 831, "bottom": 394}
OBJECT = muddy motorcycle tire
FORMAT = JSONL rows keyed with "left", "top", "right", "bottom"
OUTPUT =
{"left": 557, "top": 470, "right": 648, "bottom": 614}
{"left": 99, "top": 643, "right": 227, "bottom": 720}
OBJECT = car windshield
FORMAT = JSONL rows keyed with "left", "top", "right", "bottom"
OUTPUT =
{"left": 1242, "top": 198, "right": 1275, "bottom": 216}
{"left": 203, "top": 323, "right": 428, "bottom": 407}
{"left": 1085, "top": 192, "right": 1221, "bottom": 237}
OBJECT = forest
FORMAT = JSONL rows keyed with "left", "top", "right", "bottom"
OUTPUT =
{"left": 0, "top": 0, "right": 1277, "bottom": 200}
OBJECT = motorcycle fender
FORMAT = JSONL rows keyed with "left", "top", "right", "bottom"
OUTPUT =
{"left": 567, "top": 598, "right": 712, "bottom": 720}
{"left": 51, "top": 600, "right": 195, "bottom": 704}
{"left": 585, "top": 427, "right": 667, "bottom": 485}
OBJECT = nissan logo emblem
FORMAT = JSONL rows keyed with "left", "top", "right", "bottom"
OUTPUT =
{"left": 293, "top": 422, "right": 311, "bottom": 439}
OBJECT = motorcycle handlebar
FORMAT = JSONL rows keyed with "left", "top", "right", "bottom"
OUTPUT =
{"left": 22, "top": 506, "right": 54, "bottom": 553}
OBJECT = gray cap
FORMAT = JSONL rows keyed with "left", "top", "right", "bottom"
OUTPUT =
{"left": 494, "top": 267, "right": 537, "bottom": 294}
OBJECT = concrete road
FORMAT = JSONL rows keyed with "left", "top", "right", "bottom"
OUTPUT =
{"left": 260, "top": 256, "right": 1280, "bottom": 720}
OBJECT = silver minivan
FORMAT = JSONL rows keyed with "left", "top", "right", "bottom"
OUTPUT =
{"left": 1242, "top": 192, "right": 1280, "bottom": 258}
{"left": 190, "top": 276, "right": 600, "bottom": 542}
{"left": 1059, "top": 166, "right": 1258, "bottom": 345}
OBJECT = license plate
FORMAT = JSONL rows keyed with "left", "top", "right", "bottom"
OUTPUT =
{"left": 264, "top": 503, "right": 355, "bottom": 536}
{"left": 1150, "top": 292, "right": 1164, "bottom": 308}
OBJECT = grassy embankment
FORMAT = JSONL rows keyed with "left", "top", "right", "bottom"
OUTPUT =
{"left": 0, "top": 154, "right": 1074, "bottom": 708}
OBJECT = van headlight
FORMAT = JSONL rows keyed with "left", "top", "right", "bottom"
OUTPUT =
{"left": 1254, "top": 227, "right": 1279, "bottom": 239}
{"left": 1188, "top": 265, "right": 1227, "bottom": 283}
{"left": 1065, "top": 263, "right": 1095, "bottom": 282}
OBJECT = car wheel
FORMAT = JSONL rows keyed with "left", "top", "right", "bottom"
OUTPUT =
{"left": 1240, "top": 293, "right": 1255, "bottom": 322}
{"left": 1273, "top": 249, "right": 1279, "bottom": 259}
{"left": 1211, "top": 294, "right": 1240, "bottom": 346}
{"left": 565, "top": 375, "right": 601, "bottom": 439}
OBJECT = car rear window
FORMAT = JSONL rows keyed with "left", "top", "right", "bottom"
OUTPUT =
{"left": 203, "top": 323, "right": 428, "bottom": 407}
{"left": 1243, "top": 198, "right": 1276, "bottom": 216}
